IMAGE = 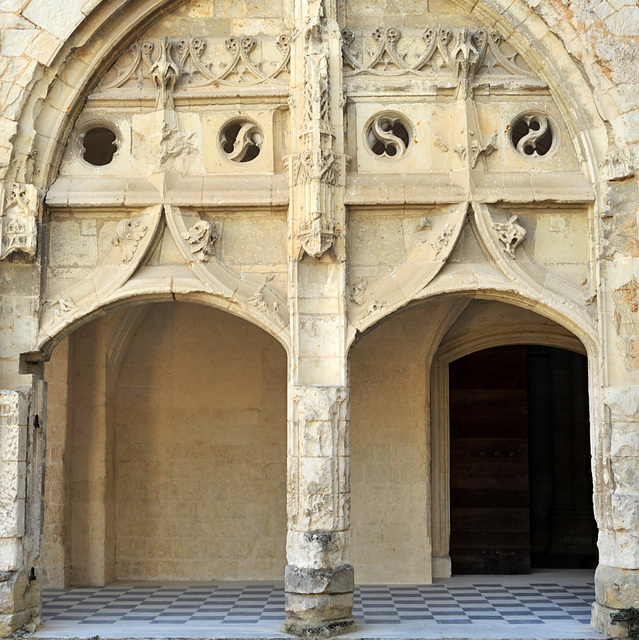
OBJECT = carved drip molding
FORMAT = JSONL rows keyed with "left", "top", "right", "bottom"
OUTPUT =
{"left": 0, "top": 183, "right": 39, "bottom": 261}
{"left": 342, "top": 26, "right": 537, "bottom": 84}
{"left": 95, "top": 34, "right": 291, "bottom": 100}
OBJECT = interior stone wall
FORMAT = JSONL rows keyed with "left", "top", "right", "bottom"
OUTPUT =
{"left": 114, "top": 303, "right": 287, "bottom": 581}
{"left": 350, "top": 304, "right": 436, "bottom": 583}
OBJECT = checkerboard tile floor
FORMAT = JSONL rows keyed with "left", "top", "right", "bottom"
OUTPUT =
{"left": 41, "top": 580, "right": 595, "bottom": 627}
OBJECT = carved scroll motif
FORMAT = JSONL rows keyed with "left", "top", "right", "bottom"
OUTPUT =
{"left": 342, "top": 27, "right": 535, "bottom": 81}
{"left": 111, "top": 219, "right": 148, "bottom": 263}
{"left": 97, "top": 35, "right": 291, "bottom": 95}
{"left": 493, "top": 215, "right": 526, "bottom": 258}
{"left": 181, "top": 220, "right": 219, "bottom": 262}
{"left": 0, "top": 183, "right": 38, "bottom": 261}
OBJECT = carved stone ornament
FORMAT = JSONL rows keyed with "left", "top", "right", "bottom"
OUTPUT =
{"left": 296, "top": 0, "right": 341, "bottom": 260}
{"left": 601, "top": 147, "right": 635, "bottom": 182}
{"left": 150, "top": 37, "right": 181, "bottom": 109}
{"left": 0, "top": 183, "right": 38, "bottom": 261}
{"left": 111, "top": 218, "right": 149, "bottom": 263}
{"left": 492, "top": 215, "right": 526, "bottom": 258}
{"left": 96, "top": 34, "right": 291, "bottom": 96}
{"left": 342, "top": 26, "right": 535, "bottom": 83}
{"left": 247, "top": 276, "right": 286, "bottom": 327}
{"left": 349, "top": 280, "right": 367, "bottom": 306}
{"left": 432, "top": 223, "right": 454, "bottom": 258}
{"left": 366, "top": 113, "right": 411, "bottom": 159}
{"left": 181, "top": 220, "right": 219, "bottom": 262}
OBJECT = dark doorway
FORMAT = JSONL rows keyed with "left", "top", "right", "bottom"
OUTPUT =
{"left": 448, "top": 345, "right": 597, "bottom": 575}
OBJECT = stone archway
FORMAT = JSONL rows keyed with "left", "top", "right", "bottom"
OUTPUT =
{"left": 429, "top": 298, "right": 592, "bottom": 578}
{"left": 40, "top": 301, "right": 288, "bottom": 587}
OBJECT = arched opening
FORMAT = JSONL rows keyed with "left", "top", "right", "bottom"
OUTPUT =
{"left": 40, "top": 301, "right": 287, "bottom": 587}
{"left": 449, "top": 345, "right": 597, "bottom": 575}
{"left": 350, "top": 295, "right": 596, "bottom": 583}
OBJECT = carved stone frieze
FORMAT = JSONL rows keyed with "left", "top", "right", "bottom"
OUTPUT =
{"left": 0, "top": 183, "right": 39, "bottom": 261}
{"left": 181, "top": 220, "right": 219, "bottom": 262}
{"left": 492, "top": 215, "right": 526, "bottom": 258}
{"left": 111, "top": 219, "right": 148, "bottom": 263}
{"left": 342, "top": 26, "right": 536, "bottom": 83}
{"left": 95, "top": 34, "right": 291, "bottom": 98}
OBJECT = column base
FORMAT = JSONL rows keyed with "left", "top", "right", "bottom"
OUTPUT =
{"left": 0, "top": 571, "right": 41, "bottom": 638}
{"left": 283, "top": 615, "right": 355, "bottom": 638}
{"left": 283, "top": 565, "right": 355, "bottom": 637}
{"left": 591, "top": 601, "right": 630, "bottom": 638}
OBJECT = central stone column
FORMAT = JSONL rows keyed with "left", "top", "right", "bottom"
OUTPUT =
{"left": 283, "top": 0, "right": 353, "bottom": 636}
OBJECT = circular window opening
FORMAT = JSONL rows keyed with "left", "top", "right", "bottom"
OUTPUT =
{"left": 366, "top": 113, "right": 411, "bottom": 159}
{"left": 82, "top": 126, "right": 118, "bottom": 166}
{"left": 510, "top": 114, "right": 554, "bottom": 158}
{"left": 219, "top": 120, "right": 263, "bottom": 163}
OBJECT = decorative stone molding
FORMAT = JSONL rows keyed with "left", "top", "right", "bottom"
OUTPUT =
{"left": 0, "top": 183, "right": 38, "bottom": 261}
{"left": 111, "top": 219, "right": 148, "bottom": 263}
{"left": 342, "top": 26, "right": 536, "bottom": 82}
{"left": 181, "top": 220, "right": 219, "bottom": 262}
{"left": 492, "top": 215, "right": 526, "bottom": 258}
{"left": 96, "top": 34, "right": 291, "bottom": 96}
{"left": 349, "top": 280, "right": 366, "bottom": 306}
{"left": 432, "top": 223, "right": 455, "bottom": 258}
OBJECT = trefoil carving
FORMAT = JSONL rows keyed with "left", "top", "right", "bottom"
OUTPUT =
{"left": 96, "top": 34, "right": 291, "bottom": 96}
{"left": 0, "top": 183, "right": 38, "bottom": 261}
{"left": 181, "top": 220, "right": 219, "bottom": 262}
{"left": 342, "top": 27, "right": 535, "bottom": 82}
{"left": 111, "top": 218, "right": 148, "bottom": 263}
{"left": 493, "top": 215, "right": 526, "bottom": 258}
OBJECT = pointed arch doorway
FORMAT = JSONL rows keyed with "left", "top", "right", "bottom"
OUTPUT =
{"left": 448, "top": 344, "right": 597, "bottom": 574}
{"left": 431, "top": 300, "right": 597, "bottom": 577}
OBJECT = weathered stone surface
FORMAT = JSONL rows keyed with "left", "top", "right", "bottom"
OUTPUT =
{"left": 0, "top": 0, "right": 639, "bottom": 637}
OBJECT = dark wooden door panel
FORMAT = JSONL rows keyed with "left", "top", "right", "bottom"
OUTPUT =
{"left": 449, "top": 345, "right": 531, "bottom": 574}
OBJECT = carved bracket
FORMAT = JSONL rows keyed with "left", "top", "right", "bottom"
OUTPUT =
{"left": 0, "top": 183, "right": 39, "bottom": 261}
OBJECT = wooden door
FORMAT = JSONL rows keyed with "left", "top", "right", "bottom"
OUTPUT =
{"left": 449, "top": 345, "right": 531, "bottom": 574}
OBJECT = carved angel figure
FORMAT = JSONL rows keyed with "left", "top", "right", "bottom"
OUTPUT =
{"left": 112, "top": 218, "right": 148, "bottom": 263}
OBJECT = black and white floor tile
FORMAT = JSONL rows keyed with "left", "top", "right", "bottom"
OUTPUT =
{"left": 39, "top": 578, "right": 598, "bottom": 634}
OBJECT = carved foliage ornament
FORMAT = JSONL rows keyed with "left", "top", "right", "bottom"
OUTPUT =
{"left": 97, "top": 34, "right": 291, "bottom": 97}
{"left": 342, "top": 27, "right": 535, "bottom": 81}
{"left": 493, "top": 215, "right": 526, "bottom": 258}
{"left": 111, "top": 218, "right": 148, "bottom": 263}
{"left": 0, "top": 183, "right": 38, "bottom": 261}
{"left": 181, "top": 220, "right": 219, "bottom": 262}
